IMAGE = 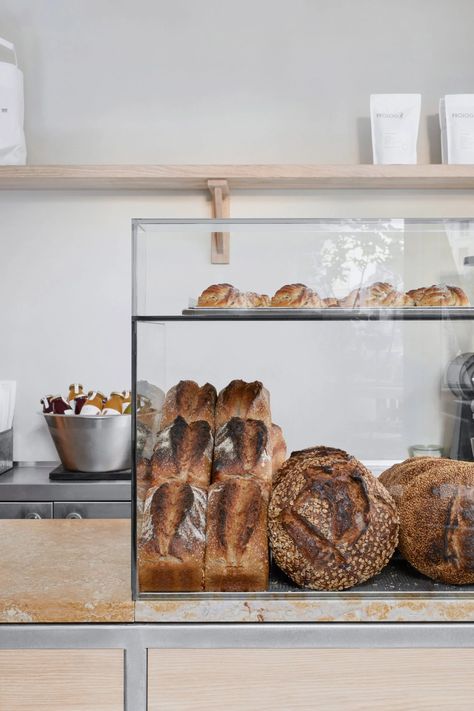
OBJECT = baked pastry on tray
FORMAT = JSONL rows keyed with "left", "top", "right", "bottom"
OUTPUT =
{"left": 270, "top": 283, "right": 324, "bottom": 308}
{"left": 197, "top": 284, "right": 269, "bottom": 308}
{"left": 340, "top": 282, "right": 414, "bottom": 308}
{"left": 406, "top": 284, "right": 469, "bottom": 307}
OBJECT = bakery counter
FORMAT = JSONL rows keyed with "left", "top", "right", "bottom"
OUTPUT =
{"left": 0, "top": 519, "right": 134, "bottom": 623}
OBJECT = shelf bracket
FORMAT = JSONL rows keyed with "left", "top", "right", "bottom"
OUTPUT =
{"left": 208, "top": 179, "right": 230, "bottom": 264}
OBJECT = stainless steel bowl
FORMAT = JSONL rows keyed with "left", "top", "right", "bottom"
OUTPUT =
{"left": 43, "top": 414, "right": 131, "bottom": 472}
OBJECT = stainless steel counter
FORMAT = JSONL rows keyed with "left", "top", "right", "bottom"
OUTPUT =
{"left": 0, "top": 463, "right": 131, "bottom": 502}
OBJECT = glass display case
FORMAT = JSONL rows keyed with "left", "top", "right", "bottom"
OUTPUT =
{"left": 132, "top": 218, "right": 474, "bottom": 601}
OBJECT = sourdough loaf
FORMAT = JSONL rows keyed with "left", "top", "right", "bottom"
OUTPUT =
{"left": 151, "top": 415, "right": 213, "bottom": 489}
{"left": 269, "top": 449, "right": 398, "bottom": 590}
{"left": 160, "top": 380, "right": 216, "bottom": 429}
{"left": 271, "top": 423, "right": 287, "bottom": 478}
{"left": 215, "top": 379, "right": 271, "bottom": 430}
{"left": 138, "top": 481, "right": 207, "bottom": 592}
{"left": 204, "top": 477, "right": 268, "bottom": 591}
{"left": 212, "top": 417, "right": 272, "bottom": 488}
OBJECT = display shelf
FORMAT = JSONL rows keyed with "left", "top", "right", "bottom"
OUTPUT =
{"left": 133, "top": 307, "right": 474, "bottom": 322}
{"left": 2, "top": 164, "right": 474, "bottom": 190}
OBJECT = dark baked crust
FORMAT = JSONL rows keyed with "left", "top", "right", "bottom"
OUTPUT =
{"left": 160, "top": 380, "right": 216, "bottom": 429}
{"left": 215, "top": 380, "right": 271, "bottom": 430}
{"left": 273, "top": 445, "right": 350, "bottom": 487}
{"left": 212, "top": 417, "right": 272, "bottom": 488}
{"left": 269, "top": 452, "right": 398, "bottom": 590}
{"left": 398, "top": 461, "right": 474, "bottom": 585}
{"left": 271, "top": 423, "right": 287, "bottom": 478}
{"left": 151, "top": 415, "right": 213, "bottom": 489}
{"left": 204, "top": 477, "right": 269, "bottom": 591}
{"left": 406, "top": 284, "right": 469, "bottom": 307}
{"left": 138, "top": 481, "right": 207, "bottom": 591}
{"left": 379, "top": 457, "right": 451, "bottom": 506}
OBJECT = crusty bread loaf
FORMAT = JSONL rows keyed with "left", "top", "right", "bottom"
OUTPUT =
{"left": 341, "top": 282, "right": 414, "bottom": 308}
{"left": 138, "top": 481, "right": 207, "bottom": 592}
{"left": 212, "top": 417, "right": 272, "bottom": 489}
{"left": 398, "top": 461, "right": 474, "bottom": 585}
{"left": 271, "top": 423, "right": 287, "bottom": 478}
{"left": 269, "top": 450, "right": 398, "bottom": 590}
{"left": 271, "top": 284, "right": 324, "bottom": 308}
{"left": 215, "top": 379, "right": 271, "bottom": 430}
{"left": 151, "top": 415, "right": 213, "bottom": 489}
{"left": 160, "top": 380, "right": 216, "bottom": 429}
{"left": 406, "top": 284, "right": 469, "bottom": 307}
{"left": 273, "top": 445, "right": 350, "bottom": 487}
{"left": 204, "top": 477, "right": 269, "bottom": 591}
{"left": 379, "top": 456, "right": 451, "bottom": 506}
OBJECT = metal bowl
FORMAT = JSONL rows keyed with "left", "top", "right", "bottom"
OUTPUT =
{"left": 43, "top": 413, "right": 131, "bottom": 472}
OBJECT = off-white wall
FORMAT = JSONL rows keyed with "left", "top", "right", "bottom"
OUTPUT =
{"left": 1, "top": 0, "right": 474, "bottom": 460}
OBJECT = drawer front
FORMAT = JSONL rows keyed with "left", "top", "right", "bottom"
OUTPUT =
{"left": 148, "top": 648, "right": 474, "bottom": 711}
{"left": 54, "top": 501, "right": 131, "bottom": 519}
{"left": 0, "top": 649, "right": 123, "bottom": 711}
{"left": 0, "top": 502, "right": 53, "bottom": 519}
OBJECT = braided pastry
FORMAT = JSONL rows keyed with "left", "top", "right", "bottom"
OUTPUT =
{"left": 341, "top": 282, "right": 414, "bottom": 308}
{"left": 406, "top": 284, "right": 469, "bottom": 307}
{"left": 271, "top": 283, "right": 324, "bottom": 308}
{"left": 245, "top": 292, "right": 271, "bottom": 307}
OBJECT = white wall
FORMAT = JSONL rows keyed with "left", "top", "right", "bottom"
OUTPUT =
{"left": 1, "top": 0, "right": 474, "bottom": 460}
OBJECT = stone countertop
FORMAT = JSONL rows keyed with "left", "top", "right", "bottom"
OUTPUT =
{"left": 0, "top": 519, "right": 134, "bottom": 623}
{"left": 1, "top": 519, "right": 473, "bottom": 624}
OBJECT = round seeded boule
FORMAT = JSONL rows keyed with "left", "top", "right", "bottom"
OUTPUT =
{"left": 268, "top": 449, "right": 399, "bottom": 591}
{"left": 399, "top": 462, "right": 474, "bottom": 585}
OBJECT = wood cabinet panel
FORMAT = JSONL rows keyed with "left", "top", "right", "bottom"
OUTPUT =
{"left": 0, "top": 649, "right": 123, "bottom": 711}
{"left": 148, "top": 648, "right": 474, "bottom": 711}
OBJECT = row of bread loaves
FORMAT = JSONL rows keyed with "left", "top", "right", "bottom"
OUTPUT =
{"left": 197, "top": 282, "right": 469, "bottom": 308}
{"left": 138, "top": 379, "right": 287, "bottom": 592}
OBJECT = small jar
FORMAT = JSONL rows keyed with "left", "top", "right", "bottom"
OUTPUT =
{"left": 410, "top": 444, "right": 443, "bottom": 458}
{"left": 68, "top": 383, "right": 84, "bottom": 407}
{"left": 80, "top": 391, "right": 106, "bottom": 416}
{"left": 103, "top": 391, "right": 125, "bottom": 415}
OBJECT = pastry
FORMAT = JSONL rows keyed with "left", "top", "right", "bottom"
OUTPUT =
{"left": 271, "top": 284, "right": 324, "bottom": 308}
{"left": 269, "top": 449, "right": 398, "bottom": 590}
{"left": 151, "top": 415, "right": 213, "bottom": 489}
{"left": 160, "top": 380, "right": 216, "bottom": 430}
{"left": 204, "top": 477, "right": 269, "bottom": 591}
{"left": 245, "top": 292, "right": 271, "bottom": 307}
{"left": 406, "top": 284, "right": 469, "bottom": 307}
{"left": 341, "top": 282, "right": 414, "bottom": 308}
{"left": 398, "top": 461, "right": 474, "bottom": 585}
{"left": 197, "top": 283, "right": 247, "bottom": 307}
{"left": 322, "top": 297, "right": 340, "bottom": 307}
{"left": 271, "top": 423, "right": 287, "bottom": 478}
{"left": 212, "top": 417, "right": 272, "bottom": 489}
{"left": 138, "top": 481, "right": 207, "bottom": 592}
{"left": 215, "top": 379, "right": 271, "bottom": 430}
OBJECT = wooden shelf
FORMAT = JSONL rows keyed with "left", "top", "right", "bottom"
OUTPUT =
{"left": 1, "top": 164, "right": 474, "bottom": 190}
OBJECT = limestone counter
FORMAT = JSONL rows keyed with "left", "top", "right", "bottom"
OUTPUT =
{"left": 1, "top": 519, "right": 474, "bottom": 624}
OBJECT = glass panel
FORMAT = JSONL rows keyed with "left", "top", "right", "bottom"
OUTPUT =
{"left": 132, "top": 219, "right": 474, "bottom": 600}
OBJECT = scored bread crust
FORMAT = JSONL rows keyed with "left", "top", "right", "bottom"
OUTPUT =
{"left": 406, "top": 284, "right": 469, "bottom": 307}
{"left": 271, "top": 284, "right": 324, "bottom": 308}
{"left": 204, "top": 477, "right": 269, "bottom": 592}
{"left": 151, "top": 415, "right": 213, "bottom": 489}
{"left": 379, "top": 456, "right": 455, "bottom": 506}
{"left": 271, "top": 423, "right": 287, "bottom": 478}
{"left": 272, "top": 445, "right": 350, "bottom": 487}
{"left": 269, "top": 452, "right": 398, "bottom": 591}
{"left": 160, "top": 380, "right": 216, "bottom": 430}
{"left": 138, "top": 481, "right": 207, "bottom": 592}
{"left": 215, "top": 379, "right": 271, "bottom": 430}
{"left": 212, "top": 417, "right": 272, "bottom": 489}
{"left": 398, "top": 462, "right": 474, "bottom": 585}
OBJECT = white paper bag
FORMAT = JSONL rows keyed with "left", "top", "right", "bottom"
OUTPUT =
{"left": 0, "top": 37, "right": 26, "bottom": 165}
{"left": 443, "top": 95, "right": 474, "bottom": 164}
{"left": 370, "top": 94, "right": 421, "bottom": 164}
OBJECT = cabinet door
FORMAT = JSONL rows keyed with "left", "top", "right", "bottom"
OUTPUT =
{"left": 148, "top": 648, "right": 474, "bottom": 711}
{"left": 0, "top": 649, "right": 123, "bottom": 711}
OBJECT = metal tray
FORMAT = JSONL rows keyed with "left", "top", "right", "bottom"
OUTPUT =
{"left": 181, "top": 307, "right": 474, "bottom": 321}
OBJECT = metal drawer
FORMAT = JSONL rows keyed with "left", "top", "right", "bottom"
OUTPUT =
{"left": 0, "top": 502, "right": 53, "bottom": 519}
{"left": 53, "top": 501, "right": 131, "bottom": 519}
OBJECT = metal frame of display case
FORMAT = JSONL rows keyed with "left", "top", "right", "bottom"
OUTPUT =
{"left": 131, "top": 217, "right": 474, "bottom": 602}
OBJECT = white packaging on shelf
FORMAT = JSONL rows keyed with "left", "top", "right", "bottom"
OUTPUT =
{"left": 370, "top": 94, "right": 421, "bottom": 164}
{"left": 444, "top": 94, "right": 474, "bottom": 164}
